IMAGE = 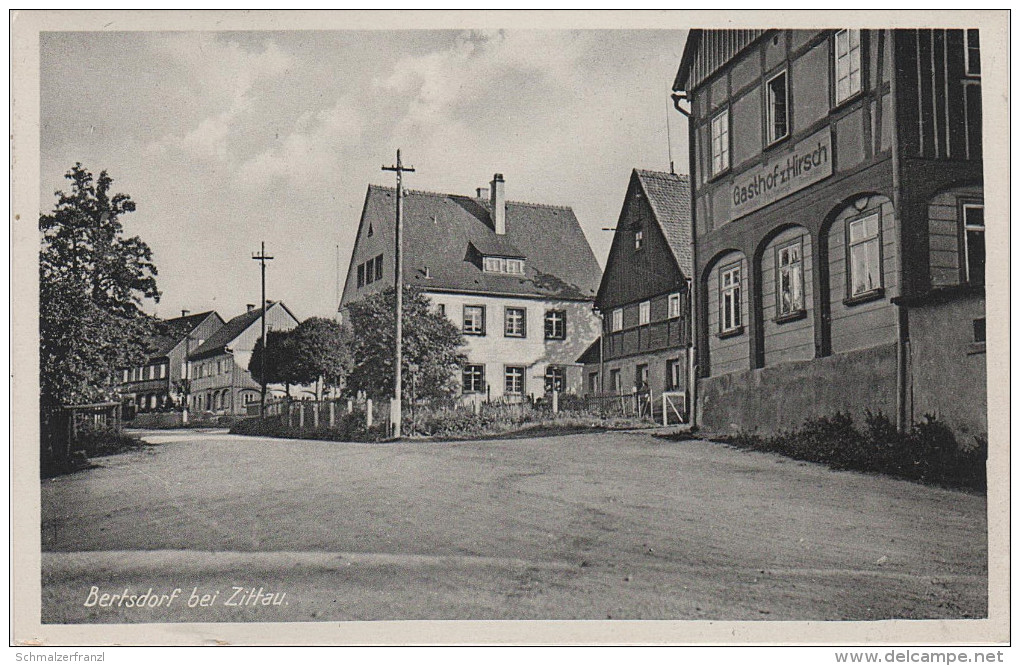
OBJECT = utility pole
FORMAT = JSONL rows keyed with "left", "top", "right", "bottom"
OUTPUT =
{"left": 382, "top": 149, "right": 415, "bottom": 438}
{"left": 252, "top": 241, "right": 274, "bottom": 417}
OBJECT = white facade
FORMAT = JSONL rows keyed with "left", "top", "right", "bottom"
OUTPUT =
{"left": 427, "top": 291, "right": 600, "bottom": 401}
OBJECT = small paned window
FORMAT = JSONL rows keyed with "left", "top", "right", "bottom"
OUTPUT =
{"left": 766, "top": 71, "right": 789, "bottom": 144}
{"left": 463, "top": 305, "right": 486, "bottom": 335}
{"left": 635, "top": 364, "right": 648, "bottom": 390}
{"left": 639, "top": 301, "right": 651, "bottom": 326}
{"left": 374, "top": 254, "right": 383, "bottom": 282}
{"left": 437, "top": 303, "right": 446, "bottom": 317}
{"left": 776, "top": 241, "right": 805, "bottom": 317}
{"left": 720, "top": 264, "right": 742, "bottom": 333}
{"left": 847, "top": 213, "right": 882, "bottom": 298}
{"left": 635, "top": 229, "right": 644, "bottom": 250}
{"left": 668, "top": 293, "right": 682, "bottom": 319}
{"left": 711, "top": 110, "right": 730, "bottom": 176}
{"left": 609, "top": 369, "right": 621, "bottom": 394}
{"left": 544, "top": 310, "right": 566, "bottom": 340}
{"left": 505, "top": 307, "right": 526, "bottom": 337}
{"left": 544, "top": 366, "right": 566, "bottom": 393}
{"left": 462, "top": 364, "right": 485, "bottom": 393}
{"left": 666, "top": 359, "right": 682, "bottom": 390}
{"left": 965, "top": 29, "right": 981, "bottom": 76}
{"left": 611, "top": 309, "right": 624, "bottom": 332}
{"left": 835, "top": 29, "right": 862, "bottom": 104}
{"left": 505, "top": 366, "right": 525, "bottom": 395}
{"left": 963, "top": 203, "right": 985, "bottom": 284}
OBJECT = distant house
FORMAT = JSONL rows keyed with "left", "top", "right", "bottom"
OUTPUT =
{"left": 582, "top": 169, "right": 693, "bottom": 411}
{"left": 187, "top": 301, "right": 300, "bottom": 415}
{"left": 119, "top": 310, "right": 225, "bottom": 413}
{"left": 340, "top": 173, "right": 603, "bottom": 401}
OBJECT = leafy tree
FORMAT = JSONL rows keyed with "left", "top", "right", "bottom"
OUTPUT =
{"left": 345, "top": 286, "right": 466, "bottom": 402}
{"left": 248, "top": 330, "right": 300, "bottom": 396}
{"left": 288, "top": 317, "right": 352, "bottom": 395}
{"left": 39, "top": 164, "right": 160, "bottom": 406}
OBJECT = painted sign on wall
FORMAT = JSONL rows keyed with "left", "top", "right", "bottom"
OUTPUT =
{"left": 720, "top": 128, "right": 833, "bottom": 225}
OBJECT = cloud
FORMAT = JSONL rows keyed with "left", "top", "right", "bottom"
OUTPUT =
{"left": 144, "top": 34, "right": 293, "bottom": 162}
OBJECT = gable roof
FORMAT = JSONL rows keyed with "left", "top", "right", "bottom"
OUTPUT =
{"left": 633, "top": 169, "right": 692, "bottom": 276}
{"left": 147, "top": 310, "right": 220, "bottom": 359}
{"left": 356, "top": 184, "right": 601, "bottom": 301}
{"left": 594, "top": 169, "right": 692, "bottom": 311}
{"left": 188, "top": 302, "right": 297, "bottom": 360}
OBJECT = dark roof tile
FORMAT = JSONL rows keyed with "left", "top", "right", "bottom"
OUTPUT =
{"left": 364, "top": 185, "right": 601, "bottom": 301}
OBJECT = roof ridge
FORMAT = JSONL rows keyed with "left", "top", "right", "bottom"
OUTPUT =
{"left": 635, "top": 168, "right": 689, "bottom": 181}
{"left": 369, "top": 183, "right": 572, "bottom": 211}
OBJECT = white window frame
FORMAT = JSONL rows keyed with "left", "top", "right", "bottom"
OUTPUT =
{"left": 834, "top": 29, "right": 862, "bottom": 105}
{"left": 710, "top": 110, "right": 730, "bottom": 176}
{"left": 720, "top": 263, "right": 742, "bottom": 334}
{"left": 668, "top": 293, "right": 682, "bottom": 319}
{"left": 504, "top": 366, "right": 525, "bottom": 396}
{"left": 462, "top": 364, "right": 485, "bottom": 394}
{"left": 544, "top": 366, "right": 566, "bottom": 393}
{"left": 504, "top": 307, "right": 526, "bottom": 338}
{"left": 847, "top": 212, "right": 883, "bottom": 298}
{"left": 639, "top": 300, "right": 651, "bottom": 326}
{"left": 463, "top": 305, "right": 485, "bottom": 335}
{"left": 776, "top": 239, "right": 805, "bottom": 317}
{"left": 506, "top": 258, "right": 524, "bottom": 274}
{"left": 962, "top": 202, "right": 985, "bottom": 284}
{"left": 159, "top": 363, "right": 167, "bottom": 379}
{"left": 965, "top": 29, "right": 981, "bottom": 77}
{"left": 483, "top": 256, "right": 505, "bottom": 273}
{"left": 544, "top": 309, "right": 566, "bottom": 340}
{"left": 611, "top": 309, "right": 624, "bottom": 332}
{"left": 634, "top": 229, "right": 644, "bottom": 250}
{"left": 766, "top": 70, "right": 790, "bottom": 145}
{"left": 666, "top": 358, "right": 682, "bottom": 391}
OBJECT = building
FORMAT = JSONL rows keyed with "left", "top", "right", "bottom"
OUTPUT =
{"left": 340, "top": 174, "right": 603, "bottom": 401}
{"left": 581, "top": 169, "right": 693, "bottom": 416}
{"left": 119, "top": 310, "right": 225, "bottom": 413}
{"left": 673, "top": 29, "right": 985, "bottom": 438}
{"left": 187, "top": 301, "right": 301, "bottom": 415}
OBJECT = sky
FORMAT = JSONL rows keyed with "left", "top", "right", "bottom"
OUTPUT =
{"left": 40, "top": 29, "right": 688, "bottom": 322}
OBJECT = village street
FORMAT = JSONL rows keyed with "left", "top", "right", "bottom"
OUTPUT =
{"left": 41, "top": 429, "right": 987, "bottom": 623}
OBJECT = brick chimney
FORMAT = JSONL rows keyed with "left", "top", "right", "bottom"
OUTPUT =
{"left": 490, "top": 173, "right": 505, "bottom": 235}
{"left": 246, "top": 304, "right": 256, "bottom": 312}
{"left": 476, "top": 187, "right": 489, "bottom": 199}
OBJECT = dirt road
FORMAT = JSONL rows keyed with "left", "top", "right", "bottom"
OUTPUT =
{"left": 41, "top": 429, "right": 987, "bottom": 622}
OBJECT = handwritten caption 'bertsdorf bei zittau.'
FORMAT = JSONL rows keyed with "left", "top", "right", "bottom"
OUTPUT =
{"left": 84, "top": 585, "right": 287, "bottom": 608}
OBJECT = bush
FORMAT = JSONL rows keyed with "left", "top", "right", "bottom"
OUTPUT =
{"left": 74, "top": 422, "right": 146, "bottom": 458}
{"left": 717, "top": 412, "right": 985, "bottom": 492}
{"left": 230, "top": 410, "right": 386, "bottom": 442}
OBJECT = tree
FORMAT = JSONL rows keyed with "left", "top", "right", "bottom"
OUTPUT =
{"left": 248, "top": 330, "right": 299, "bottom": 397}
{"left": 288, "top": 317, "right": 352, "bottom": 396}
{"left": 39, "top": 164, "right": 160, "bottom": 406}
{"left": 345, "top": 286, "right": 466, "bottom": 402}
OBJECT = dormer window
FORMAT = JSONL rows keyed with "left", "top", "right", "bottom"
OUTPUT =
{"left": 483, "top": 256, "right": 525, "bottom": 274}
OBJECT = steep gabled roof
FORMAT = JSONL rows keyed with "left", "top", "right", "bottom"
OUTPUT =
{"left": 634, "top": 169, "right": 692, "bottom": 276}
{"left": 357, "top": 185, "right": 601, "bottom": 301}
{"left": 188, "top": 302, "right": 298, "bottom": 360}
{"left": 594, "top": 169, "right": 692, "bottom": 310}
{"left": 147, "top": 310, "right": 220, "bottom": 359}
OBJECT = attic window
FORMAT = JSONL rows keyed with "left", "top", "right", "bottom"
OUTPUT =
{"left": 367, "top": 222, "right": 374, "bottom": 237}
{"left": 483, "top": 256, "right": 525, "bottom": 274}
{"left": 635, "top": 229, "right": 644, "bottom": 250}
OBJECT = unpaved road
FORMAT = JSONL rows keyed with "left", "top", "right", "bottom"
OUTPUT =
{"left": 41, "top": 429, "right": 987, "bottom": 622}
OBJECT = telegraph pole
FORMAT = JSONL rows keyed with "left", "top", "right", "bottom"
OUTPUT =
{"left": 252, "top": 241, "right": 274, "bottom": 416}
{"left": 382, "top": 149, "right": 415, "bottom": 438}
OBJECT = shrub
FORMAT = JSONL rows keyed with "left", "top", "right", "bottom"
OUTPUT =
{"left": 716, "top": 412, "right": 985, "bottom": 492}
